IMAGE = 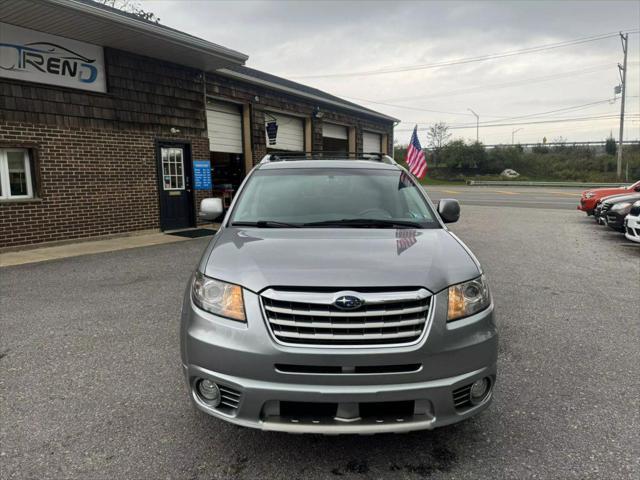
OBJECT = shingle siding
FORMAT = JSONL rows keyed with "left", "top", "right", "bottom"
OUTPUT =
{"left": 0, "top": 48, "right": 207, "bottom": 136}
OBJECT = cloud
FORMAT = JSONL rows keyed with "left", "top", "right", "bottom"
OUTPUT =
{"left": 142, "top": 0, "right": 639, "bottom": 144}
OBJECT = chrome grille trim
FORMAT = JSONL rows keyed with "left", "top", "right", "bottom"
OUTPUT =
{"left": 269, "top": 317, "right": 426, "bottom": 330}
{"left": 264, "top": 303, "right": 430, "bottom": 318}
{"left": 262, "top": 288, "right": 431, "bottom": 305}
{"left": 261, "top": 287, "right": 433, "bottom": 348}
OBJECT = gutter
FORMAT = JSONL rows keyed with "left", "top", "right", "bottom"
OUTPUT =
{"left": 43, "top": 0, "right": 249, "bottom": 64}
{"left": 215, "top": 68, "right": 399, "bottom": 124}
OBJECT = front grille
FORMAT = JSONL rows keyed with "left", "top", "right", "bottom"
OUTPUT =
{"left": 218, "top": 385, "right": 242, "bottom": 413}
{"left": 452, "top": 383, "right": 473, "bottom": 410}
{"left": 261, "top": 287, "right": 432, "bottom": 347}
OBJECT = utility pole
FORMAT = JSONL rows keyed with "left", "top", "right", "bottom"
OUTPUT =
{"left": 468, "top": 108, "right": 479, "bottom": 143}
{"left": 512, "top": 128, "right": 523, "bottom": 145}
{"left": 617, "top": 32, "right": 628, "bottom": 180}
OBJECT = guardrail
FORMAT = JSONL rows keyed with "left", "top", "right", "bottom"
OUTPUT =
{"left": 466, "top": 180, "right": 627, "bottom": 187}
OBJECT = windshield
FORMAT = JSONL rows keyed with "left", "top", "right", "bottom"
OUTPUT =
{"left": 229, "top": 168, "right": 439, "bottom": 228}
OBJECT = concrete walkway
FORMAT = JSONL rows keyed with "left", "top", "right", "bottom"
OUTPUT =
{"left": 0, "top": 229, "right": 215, "bottom": 268}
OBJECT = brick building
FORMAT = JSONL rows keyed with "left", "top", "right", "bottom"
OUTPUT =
{"left": 0, "top": 0, "right": 396, "bottom": 249}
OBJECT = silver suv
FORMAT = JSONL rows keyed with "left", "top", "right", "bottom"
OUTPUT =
{"left": 180, "top": 153, "right": 497, "bottom": 434}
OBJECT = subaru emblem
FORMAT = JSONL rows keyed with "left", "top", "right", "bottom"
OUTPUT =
{"left": 333, "top": 294, "right": 364, "bottom": 311}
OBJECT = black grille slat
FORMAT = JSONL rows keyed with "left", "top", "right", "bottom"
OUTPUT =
{"left": 217, "top": 385, "right": 242, "bottom": 414}
{"left": 452, "top": 384, "right": 473, "bottom": 410}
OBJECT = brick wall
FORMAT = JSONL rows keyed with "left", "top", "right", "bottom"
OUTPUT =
{"left": 0, "top": 48, "right": 212, "bottom": 249}
{"left": 0, "top": 121, "right": 209, "bottom": 249}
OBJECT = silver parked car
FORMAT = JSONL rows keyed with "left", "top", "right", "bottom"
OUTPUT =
{"left": 180, "top": 153, "right": 497, "bottom": 434}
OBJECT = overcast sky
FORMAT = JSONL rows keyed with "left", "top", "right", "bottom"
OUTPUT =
{"left": 142, "top": 0, "right": 639, "bottom": 146}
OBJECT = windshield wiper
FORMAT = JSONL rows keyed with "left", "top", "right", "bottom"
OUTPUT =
{"left": 231, "top": 220, "right": 301, "bottom": 228}
{"left": 302, "top": 218, "right": 423, "bottom": 228}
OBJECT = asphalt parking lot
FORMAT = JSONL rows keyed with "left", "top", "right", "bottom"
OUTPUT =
{"left": 426, "top": 185, "right": 584, "bottom": 210}
{"left": 1, "top": 197, "right": 639, "bottom": 479}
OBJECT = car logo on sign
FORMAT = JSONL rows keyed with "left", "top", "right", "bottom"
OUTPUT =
{"left": 334, "top": 295, "right": 364, "bottom": 311}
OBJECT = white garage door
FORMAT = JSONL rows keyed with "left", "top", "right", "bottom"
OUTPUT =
{"left": 265, "top": 112, "right": 304, "bottom": 151}
{"left": 207, "top": 100, "right": 243, "bottom": 153}
{"left": 363, "top": 131, "right": 382, "bottom": 152}
{"left": 322, "top": 123, "right": 348, "bottom": 140}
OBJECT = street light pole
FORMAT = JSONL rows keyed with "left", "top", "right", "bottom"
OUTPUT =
{"left": 468, "top": 108, "right": 479, "bottom": 143}
{"left": 512, "top": 128, "right": 523, "bottom": 145}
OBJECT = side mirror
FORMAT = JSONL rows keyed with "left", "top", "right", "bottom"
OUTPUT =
{"left": 199, "top": 198, "right": 224, "bottom": 221}
{"left": 437, "top": 198, "right": 460, "bottom": 223}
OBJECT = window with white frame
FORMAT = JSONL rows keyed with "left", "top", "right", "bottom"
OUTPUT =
{"left": 0, "top": 149, "right": 34, "bottom": 200}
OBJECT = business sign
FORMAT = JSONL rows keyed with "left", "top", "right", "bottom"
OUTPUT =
{"left": 193, "top": 160, "right": 212, "bottom": 190}
{"left": 0, "top": 22, "right": 106, "bottom": 93}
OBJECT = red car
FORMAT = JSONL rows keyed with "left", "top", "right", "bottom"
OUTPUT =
{"left": 578, "top": 180, "right": 640, "bottom": 215}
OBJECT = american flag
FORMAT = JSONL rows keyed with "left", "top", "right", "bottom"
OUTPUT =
{"left": 396, "top": 229, "right": 417, "bottom": 255}
{"left": 405, "top": 125, "right": 427, "bottom": 178}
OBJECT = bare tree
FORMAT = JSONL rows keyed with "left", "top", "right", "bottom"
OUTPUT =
{"left": 426, "top": 122, "right": 451, "bottom": 166}
{"left": 94, "top": 0, "right": 160, "bottom": 23}
{"left": 426, "top": 122, "right": 452, "bottom": 150}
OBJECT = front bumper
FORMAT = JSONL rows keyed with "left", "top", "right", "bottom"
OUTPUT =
{"left": 625, "top": 215, "right": 640, "bottom": 243}
{"left": 605, "top": 211, "right": 627, "bottom": 231}
{"left": 578, "top": 197, "right": 594, "bottom": 214}
{"left": 180, "top": 287, "right": 498, "bottom": 434}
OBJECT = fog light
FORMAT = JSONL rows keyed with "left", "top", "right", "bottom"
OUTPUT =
{"left": 197, "top": 379, "right": 221, "bottom": 406}
{"left": 470, "top": 378, "right": 490, "bottom": 403}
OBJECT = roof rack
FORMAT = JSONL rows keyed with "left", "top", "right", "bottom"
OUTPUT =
{"left": 260, "top": 151, "right": 397, "bottom": 165}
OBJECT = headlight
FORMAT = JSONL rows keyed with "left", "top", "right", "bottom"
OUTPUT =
{"left": 585, "top": 192, "right": 595, "bottom": 198}
{"left": 448, "top": 275, "right": 491, "bottom": 321}
{"left": 611, "top": 202, "right": 631, "bottom": 212}
{"left": 192, "top": 272, "right": 246, "bottom": 322}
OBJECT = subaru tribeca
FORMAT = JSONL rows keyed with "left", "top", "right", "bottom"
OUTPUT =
{"left": 180, "top": 153, "right": 497, "bottom": 434}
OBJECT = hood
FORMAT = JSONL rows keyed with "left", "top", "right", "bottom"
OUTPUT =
{"left": 202, "top": 228, "right": 481, "bottom": 293}
{"left": 586, "top": 187, "right": 627, "bottom": 197}
{"left": 605, "top": 193, "right": 640, "bottom": 205}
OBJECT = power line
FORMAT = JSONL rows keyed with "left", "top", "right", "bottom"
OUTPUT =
{"left": 442, "top": 97, "right": 639, "bottom": 127}
{"left": 289, "top": 30, "right": 640, "bottom": 79}
{"left": 335, "top": 63, "right": 638, "bottom": 116}
{"left": 394, "top": 113, "right": 640, "bottom": 132}
{"left": 348, "top": 63, "right": 620, "bottom": 104}
{"left": 349, "top": 89, "right": 623, "bottom": 120}
{"left": 389, "top": 95, "right": 638, "bottom": 127}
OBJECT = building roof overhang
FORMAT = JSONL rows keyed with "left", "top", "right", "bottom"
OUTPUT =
{"left": 0, "top": 0, "right": 248, "bottom": 71}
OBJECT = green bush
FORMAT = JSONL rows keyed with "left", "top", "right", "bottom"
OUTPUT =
{"left": 415, "top": 140, "right": 640, "bottom": 182}
{"left": 440, "top": 140, "right": 487, "bottom": 170}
